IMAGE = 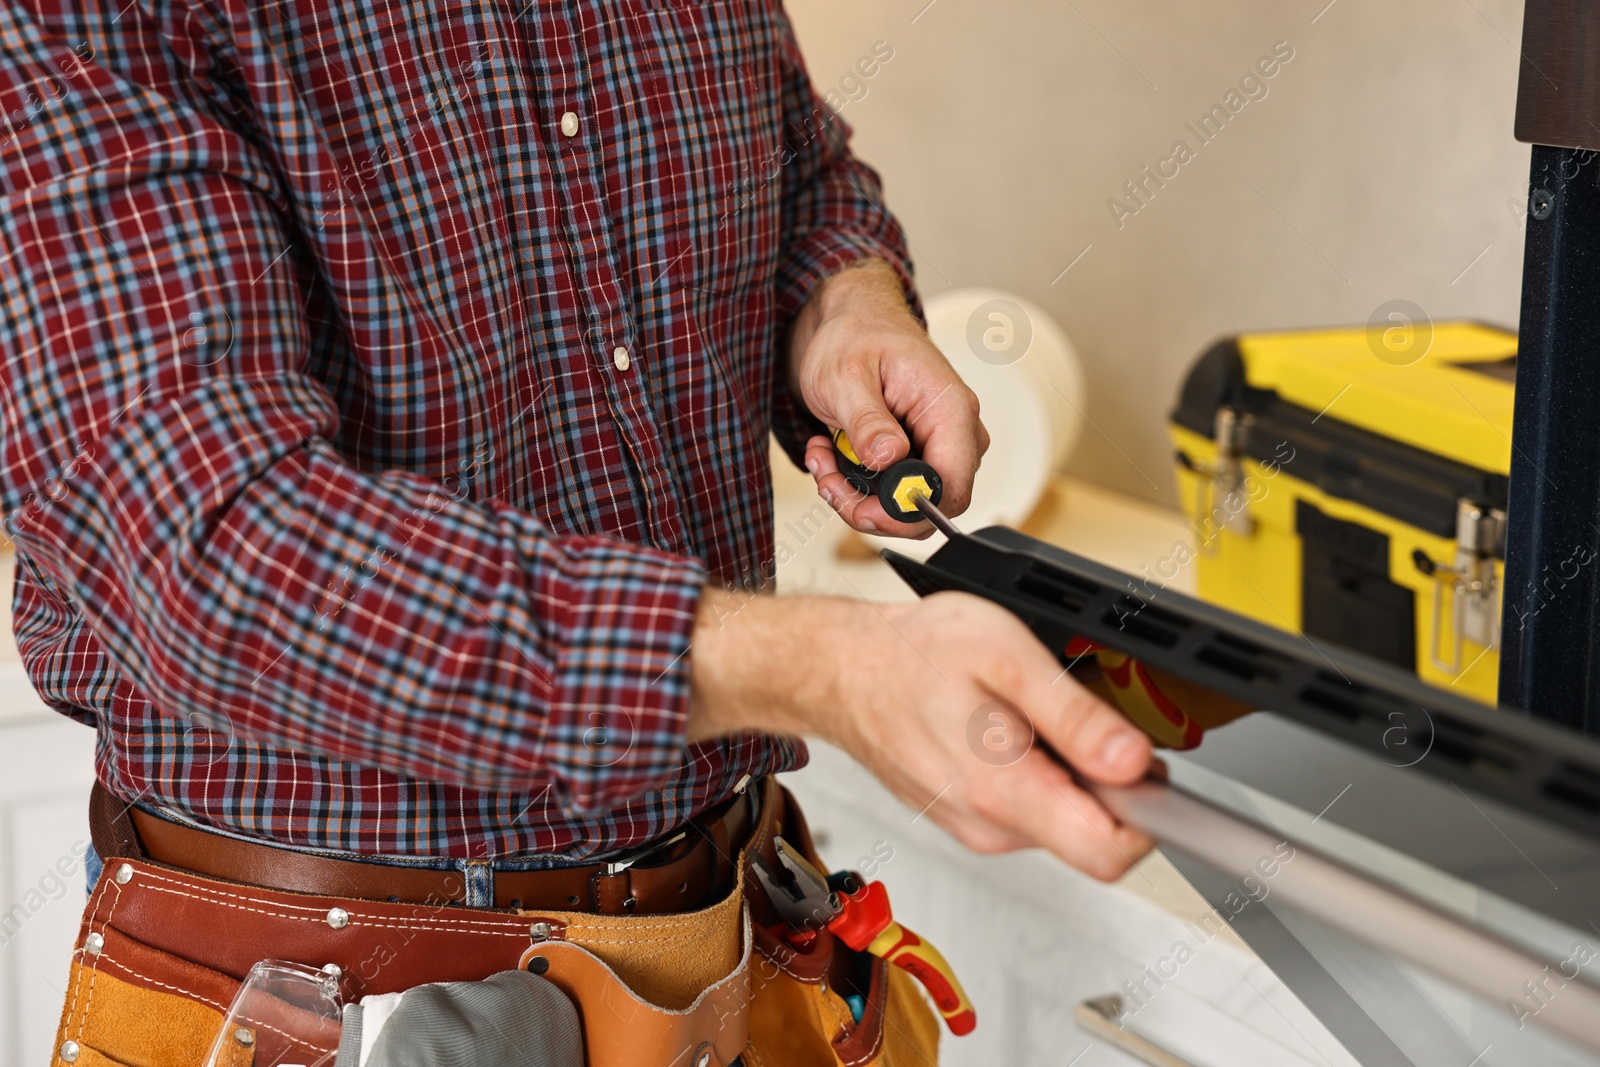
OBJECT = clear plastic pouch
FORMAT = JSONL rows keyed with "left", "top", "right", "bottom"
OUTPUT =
{"left": 203, "top": 959, "right": 344, "bottom": 1067}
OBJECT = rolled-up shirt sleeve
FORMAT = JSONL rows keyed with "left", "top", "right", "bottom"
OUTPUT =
{"left": 768, "top": 7, "right": 922, "bottom": 465}
{"left": 0, "top": 5, "right": 705, "bottom": 816}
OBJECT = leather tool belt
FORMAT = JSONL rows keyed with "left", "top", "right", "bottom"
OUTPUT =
{"left": 54, "top": 777, "right": 942, "bottom": 1067}
{"left": 94, "top": 781, "right": 752, "bottom": 915}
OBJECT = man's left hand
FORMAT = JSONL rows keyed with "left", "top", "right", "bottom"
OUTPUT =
{"left": 787, "top": 259, "right": 989, "bottom": 537}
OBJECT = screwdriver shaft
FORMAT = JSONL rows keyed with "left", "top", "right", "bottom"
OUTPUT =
{"left": 912, "top": 492, "right": 961, "bottom": 538}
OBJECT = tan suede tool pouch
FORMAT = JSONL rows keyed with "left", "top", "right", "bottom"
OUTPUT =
{"left": 739, "top": 786, "right": 942, "bottom": 1067}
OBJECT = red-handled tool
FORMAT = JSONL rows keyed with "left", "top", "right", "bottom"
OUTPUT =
{"left": 752, "top": 837, "right": 977, "bottom": 1036}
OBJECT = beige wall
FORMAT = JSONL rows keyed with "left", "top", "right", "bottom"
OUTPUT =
{"left": 785, "top": 0, "right": 1531, "bottom": 506}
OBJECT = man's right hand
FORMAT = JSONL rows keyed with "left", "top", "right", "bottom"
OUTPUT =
{"left": 687, "top": 588, "right": 1155, "bottom": 881}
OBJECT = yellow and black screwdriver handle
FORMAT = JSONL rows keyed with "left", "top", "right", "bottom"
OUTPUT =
{"left": 831, "top": 427, "right": 944, "bottom": 525}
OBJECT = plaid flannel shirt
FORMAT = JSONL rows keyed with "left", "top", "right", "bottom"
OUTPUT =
{"left": 0, "top": 0, "right": 916, "bottom": 859}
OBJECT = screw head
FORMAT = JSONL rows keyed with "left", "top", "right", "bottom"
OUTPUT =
{"left": 59, "top": 1040, "right": 80, "bottom": 1062}
{"left": 529, "top": 921, "right": 552, "bottom": 942}
{"left": 1532, "top": 188, "right": 1555, "bottom": 220}
{"left": 113, "top": 863, "right": 133, "bottom": 885}
{"left": 325, "top": 907, "right": 349, "bottom": 930}
{"left": 234, "top": 1027, "right": 255, "bottom": 1047}
{"left": 83, "top": 932, "right": 104, "bottom": 955}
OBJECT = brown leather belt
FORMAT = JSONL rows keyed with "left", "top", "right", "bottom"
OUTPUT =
{"left": 94, "top": 781, "right": 755, "bottom": 916}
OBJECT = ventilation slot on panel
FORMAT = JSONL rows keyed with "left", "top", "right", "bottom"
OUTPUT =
{"left": 1196, "top": 644, "right": 1280, "bottom": 686}
{"left": 1015, "top": 573, "right": 1088, "bottom": 614}
{"left": 1429, "top": 720, "right": 1518, "bottom": 776}
{"left": 1544, "top": 764, "right": 1600, "bottom": 818}
{"left": 1100, "top": 597, "right": 1184, "bottom": 649}
{"left": 1299, "top": 680, "right": 1366, "bottom": 723}
{"left": 1028, "top": 562, "right": 1102, "bottom": 599}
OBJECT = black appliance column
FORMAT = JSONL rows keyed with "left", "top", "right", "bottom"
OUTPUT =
{"left": 1500, "top": 1, "right": 1600, "bottom": 731}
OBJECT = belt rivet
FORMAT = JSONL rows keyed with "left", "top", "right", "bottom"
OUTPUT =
{"left": 83, "top": 933, "right": 104, "bottom": 955}
{"left": 113, "top": 863, "right": 133, "bottom": 885}
{"left": 59, "top": 1040, "right": 80, "bottom": 1062}
{"left": 321, "top": 963, "right": 343, "bottom": 980}
{"left": 234, "top": 1027, "right": 255, "bottom": 1048}
{"left": 325, "top": 907, "right": 350, "bottom": 930}
{"left": 529, "top": 921, "right": 552, "bottom": 942}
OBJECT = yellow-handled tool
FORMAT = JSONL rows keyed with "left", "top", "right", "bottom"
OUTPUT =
{"left": 831, "top": 428, "right": 945, "bottom": 525}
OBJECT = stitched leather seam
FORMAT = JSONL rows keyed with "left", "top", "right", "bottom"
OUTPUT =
{"left": 72, "top": 875, "right": 124, "bottom": 1047}
{"left": 134, "top": 866, "right": 730, "bottom": 934}
{"left": 95, "top": 950, "right": 305, "bottom": 1046}
{"left": 132, "top": 868, "right": 533, "bottom": 931}
{"left": 840, "top": 1016, "right": 886, "bottom": 1067}
{"left": 74, "top": 876, "right": 127, "bottom": 1049}
{"left": 97, "top": 950, "right": 228, "bottom": 1011}
{"left": 820, "top": 987, "right": 850, "bottom": 1032}
{"left": 133, "top": 868, "right": 333, "bottom": 916}
{"left": 61, "top": 881, "right": 101, "bottom": 1050}
{"left": 753, "top": 945, "right": 822, "bottom": 984}
{"left": 61, "top": 895, "right": 97, "bottom": 1049}
{"left": 133, "top": 882, "right": 530, "bottom": 935}
{"left": 838, "top": 982, "right": 888, "bottom": 1067}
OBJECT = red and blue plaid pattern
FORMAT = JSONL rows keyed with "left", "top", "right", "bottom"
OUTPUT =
{"left": 0, "top": 0, "right": 914, "bottom": 859}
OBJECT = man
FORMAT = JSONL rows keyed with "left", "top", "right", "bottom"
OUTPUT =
{"left": 1, "top": 0, "right": 1153, "bottom": 1061}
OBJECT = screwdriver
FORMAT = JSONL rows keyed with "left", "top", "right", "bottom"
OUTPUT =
{"left": 831, "top": 428, "right": 948, "bottom": 527}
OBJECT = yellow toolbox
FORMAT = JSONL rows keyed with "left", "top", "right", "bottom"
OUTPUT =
{"left": 1167, "top": 321, "right": 1516, "bottom": 705}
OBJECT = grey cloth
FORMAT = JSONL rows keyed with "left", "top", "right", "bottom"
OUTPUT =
{"left": 336, "top": 1001, "right": 366, "bottom": 1066}
{"left": 335, "top": 971, "right": 583, "bottom": 1067}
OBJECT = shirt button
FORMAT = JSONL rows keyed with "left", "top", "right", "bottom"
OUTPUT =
{"left": 612, "top": 346, "right": 632, "bottom": 371}
{"left": 560, "top": 111, "right": 579, "bottom": 137}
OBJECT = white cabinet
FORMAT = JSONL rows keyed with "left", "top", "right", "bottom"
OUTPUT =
{"left": 0, "top": 666, "right": 96, "bottom": 1067}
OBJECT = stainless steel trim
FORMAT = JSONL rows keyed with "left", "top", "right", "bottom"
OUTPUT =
{"left": 1093, "top": 777, "right": 1600, "bottom": 1053}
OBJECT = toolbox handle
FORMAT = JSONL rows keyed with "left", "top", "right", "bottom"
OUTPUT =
{"left": 1092, "top": 776, "right": 1600, "bottom": 1054}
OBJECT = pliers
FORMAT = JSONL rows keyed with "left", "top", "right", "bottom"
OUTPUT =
{"left": 752, "top": 836, "right": 977, "bottom": 1036}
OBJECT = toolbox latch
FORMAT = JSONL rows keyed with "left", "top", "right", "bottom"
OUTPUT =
{"left": 1413, "top": 499, "right": 1504, "bottom": 674}
{"left": 1193, "top": 407, "right": 1256, "bottom": 552}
